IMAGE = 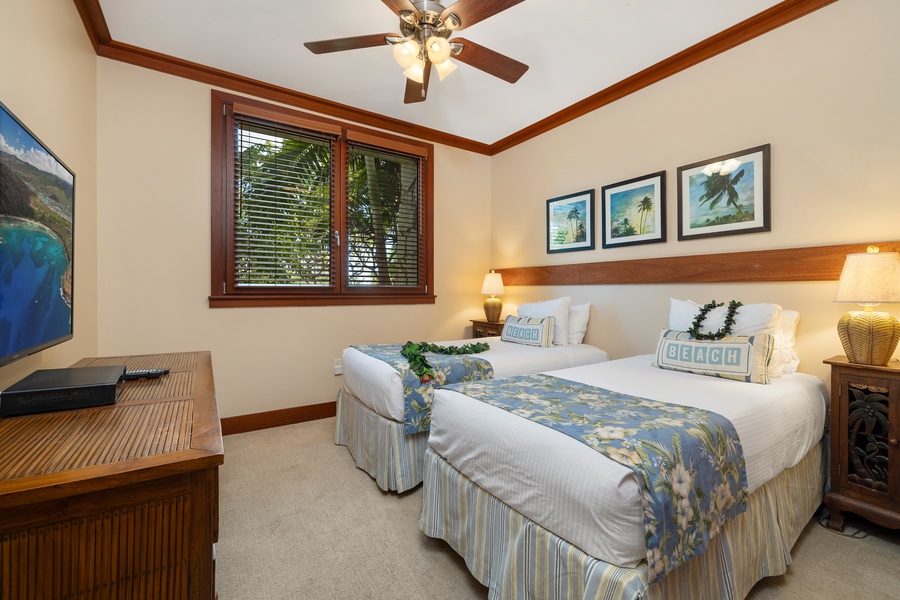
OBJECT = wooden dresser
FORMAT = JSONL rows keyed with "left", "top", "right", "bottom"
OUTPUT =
{"left": 0, "top": 351, "right": 223, "bottom": 600}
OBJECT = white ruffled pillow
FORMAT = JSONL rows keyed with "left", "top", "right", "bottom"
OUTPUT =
{"left": 780, "top": 309, "right": 801, "bottom": 373}
{"left": 668, "top": 298, "right": 785, "bottom": 377}
{"left": 518, "top": 297, "right": 571, "bottom": 346}
{"left": 568, "top": 303, "right": 591, "bottom": 345}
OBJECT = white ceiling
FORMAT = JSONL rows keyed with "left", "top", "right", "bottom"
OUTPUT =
{"left": 98, "top": 0, "right": 785, "bottom": 145}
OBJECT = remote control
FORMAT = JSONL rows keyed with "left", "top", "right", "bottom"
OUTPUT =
{"left": 121, "top": 368, "right": 170, "bottom": 381}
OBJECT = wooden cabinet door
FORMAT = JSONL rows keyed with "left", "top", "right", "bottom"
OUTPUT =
{"left": 835, "top": 372, "right": 900, "bottom": 509}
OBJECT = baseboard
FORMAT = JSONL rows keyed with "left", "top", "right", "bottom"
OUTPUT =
{"left": 221, "top": 401, "right": 336, "bottom": 436}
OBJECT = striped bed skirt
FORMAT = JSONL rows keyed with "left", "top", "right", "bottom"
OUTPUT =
{"left": 335, "top": 387, "right": 427, "bottom": 493}
{"left": 419, "top": 440, "right": 827, "bottom": 600}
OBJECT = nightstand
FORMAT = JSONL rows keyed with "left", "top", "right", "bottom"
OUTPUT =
{"left": 471, "top": 319, "right": 504, "bottom": 338}
{"left": 823, "top": 355, "right": 900, "bottom": 531}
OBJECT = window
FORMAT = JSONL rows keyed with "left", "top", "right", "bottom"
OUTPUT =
{"left": 210, "top": 91, "right": 434, "bottom": 307}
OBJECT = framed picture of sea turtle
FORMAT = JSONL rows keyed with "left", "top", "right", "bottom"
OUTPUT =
{"left": 677, "top": 144, "right": 771, "bottom": 241}
{"left": 601, "top": 171, "right": 666, "bottom": 248}
{"left": 546, "top": 189, "right": 595, "bottom": 253}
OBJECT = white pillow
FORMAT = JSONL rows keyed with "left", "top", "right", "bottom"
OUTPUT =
{"left": 668, "top": 298, "right": 785, "bottom": 377}
{"left": 568, "top": 303, "right": 591, "bottom": 345}
{"left": 781, "top": 310, "right": 801, "bottom": 373}
{"left": 518, "top": 297, "right": 571, "bottom": 346}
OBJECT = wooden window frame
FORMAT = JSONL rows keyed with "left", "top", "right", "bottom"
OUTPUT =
{"left": 209, "top": 91, "right": 435, "bottom": 307}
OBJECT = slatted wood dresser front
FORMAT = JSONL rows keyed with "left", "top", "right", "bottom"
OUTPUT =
{"left": 0, "top": 351, "right": 223, "bottom": 599}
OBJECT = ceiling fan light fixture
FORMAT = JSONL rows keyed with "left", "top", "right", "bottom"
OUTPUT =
{"left": 403, "top": 57, "right": 427, "bottom": 84}
{"left": 434, "top": 58, "right": 457, "bottom": 80}
{"left": 426, "top": 36, "right": 451, "bottom": 64}
{"left": 392, "top": 39, "right": 418, "bottom": 68}
{"left": 443, "top": 13, "right": 461, "bottom": 30}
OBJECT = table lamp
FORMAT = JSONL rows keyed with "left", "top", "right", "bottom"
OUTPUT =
{"left": 833, "top": 247, "right": 900, "bottom": 365}
{"left": 481, "top": 270, "right": 505, "bottom": 322}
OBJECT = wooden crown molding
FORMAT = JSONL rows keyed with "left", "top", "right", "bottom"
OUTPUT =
{"left": 73, "top": 0, "right": 836, "bottom": 155}
{"left": 497, "top": 241, "right": 900, "bottom": 286}
{"left": 490, "top": 0, "right": 838, "bottom": 153}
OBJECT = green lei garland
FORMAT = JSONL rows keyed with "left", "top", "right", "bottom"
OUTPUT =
{"left": 400, "top": 341, "right": 490, "bottom": 383}
{"left": 687, "top": 300, "right": 743, "bottom": 340}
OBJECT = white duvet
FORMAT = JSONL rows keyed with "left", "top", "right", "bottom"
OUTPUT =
{"left": 428, "top": 354, "right": 828, "bottom": 568}
{"left": 342, "top": 337, "right": 609, "bottom": 422}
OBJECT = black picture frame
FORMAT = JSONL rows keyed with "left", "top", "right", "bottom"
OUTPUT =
{"left": 677, "top": 144, "right": 771, "bottom": 241}
{"left": 600, "top": 171, "right": 666, "bottom": 249}
{"left": 546, "top": 189, "right": 595, "bottom": 253}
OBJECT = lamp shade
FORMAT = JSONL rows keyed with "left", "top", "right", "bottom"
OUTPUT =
{"left": 834, "top": 251, "right": 900, "bottom": 304}
{"left": 434, "top": 58, "right": 457, "bottom": 80}
{"left": 481, "top": 271, "right": 505, "bottom": 296}
{"left": 834, "top": 249, "right": 900, "bottom": 365}
{"left": 426, "top": 36, "right": 451, "bottom": 64}
{"left": 392, "top": 40, "right": 417, "bottom": 69}
{"left": 403, "top": 57, "right": 426, "bottom": 83}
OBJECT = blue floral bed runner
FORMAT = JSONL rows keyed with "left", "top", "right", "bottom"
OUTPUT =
{"left": 352, "top": 344, "right": 494, "bottom": 434}
{"left": 445, "top": 373, "right": 749, "bottom": 583}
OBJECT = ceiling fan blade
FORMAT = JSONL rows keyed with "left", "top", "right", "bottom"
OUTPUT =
{"left": 441, "top": 0, "right": 526, "bottom": 31}
{"left": 381, "top": 0, "right": 419, "bottom": 18}
{"left": 304, "top": 33, "right": 396, "bottom": 54}
{"left": 452, "top": 38, "right": 528, "bottom": 83}
{"left": 404, "top": 61, "right": 432, "bottom": 104}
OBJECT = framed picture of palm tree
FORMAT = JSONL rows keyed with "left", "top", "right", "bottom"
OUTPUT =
{"left": 677, "top": 144, "right": 771, "bottom": 241}
{"left": 546, "top": 189, "right": 595, "bottom": 253}
{"left": 600, "top": 171, "right": 666, "bottom": 248}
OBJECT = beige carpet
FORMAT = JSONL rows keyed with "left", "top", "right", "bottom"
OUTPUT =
{"left": 216, "top": 417, "right": 899, "bottom": 599}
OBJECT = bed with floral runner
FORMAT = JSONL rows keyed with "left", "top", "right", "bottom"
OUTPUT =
{"left": 420, "top": 349, "right": 828, "bottom": 599}
{"left": 419, "top": 300, "right": 823, "bottom": 598}
{"left": 336, "top": 335, "right": 609, "bottom": 492}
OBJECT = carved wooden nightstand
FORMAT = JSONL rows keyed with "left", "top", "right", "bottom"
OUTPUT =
{"left": 471, "top": 319, "right": 504, "bottom": 338}
{"left": 823, "top": 355, "right": 900, "bottom": 531}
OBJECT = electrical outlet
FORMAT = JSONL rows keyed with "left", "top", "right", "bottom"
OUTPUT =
{"left": 333, "top": 359, "right": 343, "bottom": 375}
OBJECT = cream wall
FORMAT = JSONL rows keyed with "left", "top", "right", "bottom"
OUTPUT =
{"left": 95, "top": 60, "right": 492, "bottom": 418}
{"left": 490, "top": 0, "right": 900, "bottom": 385}
{"left": 0, "top": 0, "right": 99, "bottom": 389}
{"left": 4, "top": 0, "right": 897, "bottom": 414}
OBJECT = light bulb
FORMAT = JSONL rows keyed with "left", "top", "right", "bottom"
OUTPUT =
{"left": 426, "top": 36, "right": 451, "bottom": 64}
{"left": 403, "top": 57, "right": 426, "bottom": 84}
{"left": 392, "top": 40, "right": 417, "bottom": 69}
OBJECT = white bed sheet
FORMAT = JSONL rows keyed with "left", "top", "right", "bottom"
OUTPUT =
{"left": 342, "top": 337, "right": 609, "bottom": 422}
{"left": 428, "top": 354, "right": 828, "bottom": 568}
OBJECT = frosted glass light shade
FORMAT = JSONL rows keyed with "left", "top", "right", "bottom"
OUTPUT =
{"left": 426, "top": 36, "right": 451, "bottom": 64}
{"left": 834, "top": 250, "right": 900, "bottom": 365}
{"left": 434, "top": 58, "right": 457, "bottom": 80}
{"left": 392, "top": 40, "right": 417, "bottom": 69}
{"left": 403, "top": 57, "right": 426, "bottom": 83}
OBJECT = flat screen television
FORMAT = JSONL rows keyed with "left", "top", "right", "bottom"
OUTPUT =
{"left": 0, "top": 100, "right": 75, "bottom": 367}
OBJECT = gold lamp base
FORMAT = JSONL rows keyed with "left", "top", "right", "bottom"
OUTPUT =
{"left": 837, "top": 310, "right": 900, "bottom": 366}
{"left": 483, "top": 296, "right": 502, "bottom": 323}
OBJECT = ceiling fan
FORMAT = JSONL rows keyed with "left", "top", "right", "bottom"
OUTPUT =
{"left": 304, "top": 0, "right": 529, "bottom": 104}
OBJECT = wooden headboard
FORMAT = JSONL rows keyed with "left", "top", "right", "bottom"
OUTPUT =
{"left": 497, "top": 241, "right": 900, "bottom": 286}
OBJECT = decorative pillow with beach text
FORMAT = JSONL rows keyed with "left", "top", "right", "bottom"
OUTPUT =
{"left": 654, "top": 329, "right": 775, "bottom": 384}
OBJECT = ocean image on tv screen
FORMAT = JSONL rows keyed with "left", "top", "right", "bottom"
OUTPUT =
{"left": 0, "top": 103, "right": 74, "bottom": 363}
